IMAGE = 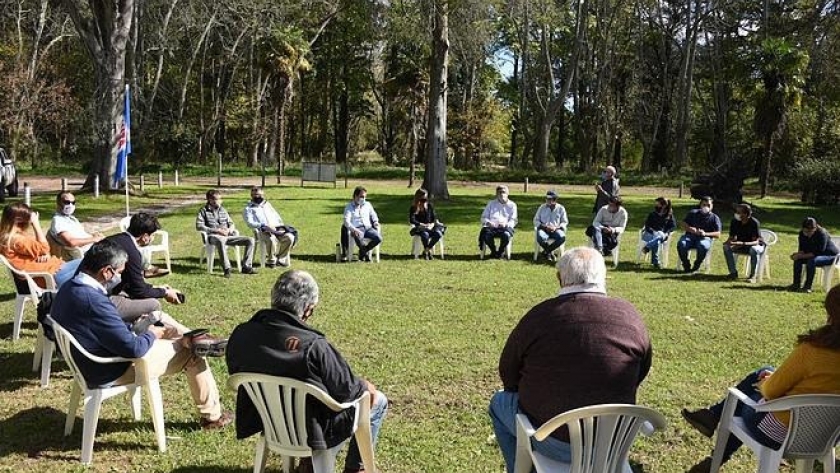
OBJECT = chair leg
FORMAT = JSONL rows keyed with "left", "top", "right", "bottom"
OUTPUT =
{"left": 32, "top": 329, "right": 44, "bottom": 371}
{"left": 794, "top": 459, "right": 815, "bottom": 473}
{"left": 145, "top": 380, "right": 166, "bottom": 452}
{"left": 253, "top": 436, "right": 269, "bottom": 473}
{"left": 822, "top": 449, "right": 836, "bottom": 473}
{"left": 206, "top": 247, "right": 215, "bottom": 273}
{"left": 13, "top": 295, "right": 29, "bottom": 341}
{"left": 311, "top": 444, "right": 343, "bottom": 473}
{"left": 234, "top": 246, "right": 242, "bottom": 272}
{"left": 439, "top": 238, "right": 444, "bottom": 259}
{"left": 65, "top": 383, "right": 82, "bottom": 435}
{"left": 81, "top": 392, "right": 105, "bottom": 464}
{"left": 164, "top": 250, "right": 172, "bottom": 273}
{"left": 39, "top": 339, "right": 54, "bottom": 388}
{"left": 129, "top": 386, "right": 142, "bottom": 421}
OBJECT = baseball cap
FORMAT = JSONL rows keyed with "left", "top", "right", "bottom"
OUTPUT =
{"left": 545, "top": 190, "right": 558, "bottom": 199}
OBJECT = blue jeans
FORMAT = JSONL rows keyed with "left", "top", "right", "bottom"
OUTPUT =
{"left": 341, "top": 226, "right": 382, "bottom": 256}
{"left": 344, "top": 391, "right": 389, "bottom": 470}
{"left": 723, "top": 244, "right": 765, "bottom": 278}
{"left": 707, "top": 366, "right": 783, "bottom": 463}
{"left": 481, "top": 227, "right": 514, "bottom": 256}
{"left": 642, "top": 230, "right": 668, "bottom": 266}
{"left": 678, "top": 234, "right": 712, "bottom": 270}
{"left": 793, "top": 255, "right": 836, "bottom": 289}
{"left": 55, "top": 258, "right": 82, "bottom": 287}
{"left": 489, "top": 390, "right": 572, "bottom": 473}
{"left": 412, "top": 228, "right": 443, "bottom": 250}
{"left": 536, "top": 229, "right": 566, "bottom": 253}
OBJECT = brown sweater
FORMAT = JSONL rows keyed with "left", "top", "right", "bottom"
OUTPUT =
{"left": 499, "top": 291, "right": 652, "bottom": 442}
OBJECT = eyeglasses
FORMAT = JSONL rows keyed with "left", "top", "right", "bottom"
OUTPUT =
{"left": 62, "top": 200, "right": 76, "bottom": 205}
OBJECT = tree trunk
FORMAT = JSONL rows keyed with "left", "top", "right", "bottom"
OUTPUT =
{"left": 759, "top": 134, "right": 773, "bottom": 198}
{"left": 422, "top": 0, "right": 450, "bottom": 200}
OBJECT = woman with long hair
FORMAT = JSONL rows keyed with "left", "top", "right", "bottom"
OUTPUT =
{"left": 640, "top": 197, "right": 676, "bottom": 268}
{"left": 790, "top": 217, "right": 839, "bottom": 293}
{"left": 0, "top": 203, "right": 81, "bottom": 288}
{"left": 681, "top": 285, "right": 840, "bottom": 472}
{"left": 408, "top": 188, "right": 445, "bottom": 260}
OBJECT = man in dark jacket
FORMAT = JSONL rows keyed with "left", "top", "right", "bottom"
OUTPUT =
{"left": 226, "top": 270, "right": 388, "bottom": 473}
{"left": 489, "top": 247, "right": 652, "bottom": 472}
{"left": 104, "top": 212, "right": 185, "bottom": 325}
{"left": 51, "top": 240, "right": 232, "bottom": 429}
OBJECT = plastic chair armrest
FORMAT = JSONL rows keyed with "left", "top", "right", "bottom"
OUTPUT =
{"left": 726, "top": 386, "right": 758, "bottom": 408}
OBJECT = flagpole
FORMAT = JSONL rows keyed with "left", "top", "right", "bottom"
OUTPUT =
{"left": 124, "top": 84, "right": 130, "bottom": 218}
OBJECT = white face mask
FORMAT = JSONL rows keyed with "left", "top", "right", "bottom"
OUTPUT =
{"left": 700, "top": 206, "right": 711, "bottom": 214}
{"left": 498, "top": 194, "right": 509, "bottom": 204}
{"left": 62, "top": 203, "right": 75, "bottom": 216}
{"left": 104, "top": 273, "right": 121, "bottom": 292}
{"left": 358, "top": 198, "right": 366, "bottom": 206}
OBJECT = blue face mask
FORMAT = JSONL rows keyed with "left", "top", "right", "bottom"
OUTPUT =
{"left": 358, "top": 198, "right": 366, "bottom": 206}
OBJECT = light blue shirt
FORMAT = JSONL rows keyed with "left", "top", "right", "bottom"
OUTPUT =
{"left": 343, "top": 201, "right": 379, "bottom": 230}
{"left": 244, "top": 201, "right": 284, "bottom": 229}
{"left": 533, "top": 203, "right": 568, "bottom": 230}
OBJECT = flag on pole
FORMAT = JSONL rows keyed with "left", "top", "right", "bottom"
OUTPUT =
{"left": 113, "top": 84, "right": 131, "bottom": 189}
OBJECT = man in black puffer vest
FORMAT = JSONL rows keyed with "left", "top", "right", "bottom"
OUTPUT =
{"left": 226, "top": 270, "right": 388, "bottom": 473}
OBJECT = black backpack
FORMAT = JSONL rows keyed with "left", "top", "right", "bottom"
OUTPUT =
{"left": 36, "top": 292, "right": 56, "bottom": 342}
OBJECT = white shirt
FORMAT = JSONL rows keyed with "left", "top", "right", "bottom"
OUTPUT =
{"left": 76, "top": 271, "right": 107, "bottom": 295}
{"left": 593, "top": 206, "right": 628, "bottom": 234}
{"left": 481, "top": 199, "right": 518, "bottom": 228}
{"left": 343, "top": 201, "right": 379, "bottom": 230}
{"left": 243, "top": 201, "right": 284, "bottom": 229}
{"left": 533, "top": 203, "right": 568, "bottom": 230}
{"left": 50, "top": 213, "right": 93, "bottom": 253}
{"left": 558, "top": 284, "right": 607, "bottom": 296}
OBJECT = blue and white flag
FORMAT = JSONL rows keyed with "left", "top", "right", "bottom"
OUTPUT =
{"left": 113, "top": 84, "right": 131, "bottom": 189}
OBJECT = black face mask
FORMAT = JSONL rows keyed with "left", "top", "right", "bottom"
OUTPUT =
{"left": 252, "top": 197, "right": 264, "bottom": 204}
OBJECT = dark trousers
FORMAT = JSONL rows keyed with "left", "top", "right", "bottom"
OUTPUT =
{"left": 412, "top": 228, "right": 443, "bottom": 250}
{"left": 480, "top": 227, "right": 514, "bottom": 256}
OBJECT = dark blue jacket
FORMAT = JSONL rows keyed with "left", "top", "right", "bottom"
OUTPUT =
{"left": 52, "top": 276, "right": 155, "bottom": 388}
{"left": 683, "top": 209, "right": 722, "bottom": 234}
{"left": 643, "top": 211, "right": 676, "bottom": 233}
{"left": 798, "top": 228, "right": 839, "bottom": 257}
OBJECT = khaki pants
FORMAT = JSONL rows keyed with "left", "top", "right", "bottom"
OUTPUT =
{"left": 114, "top": 338, "right": 222, "bottom": 421}
{"left": 255, "top": 231, "right": 295, "bottom": 264}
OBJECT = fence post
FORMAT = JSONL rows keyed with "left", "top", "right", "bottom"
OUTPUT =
{"left": 524, "top": 177, "right": 529, "bottom": 193}
{"left": 174, "top": 169, "right": 180, "bottom": 186}
{"left": 679, "top": 182, "right": 684, "bottom": 198}
{"left": 140, "top": 174, "right": 145, "bottom": 193}
{"left": 23, "top": 183, "right": 30, "bottom": 206}
{"left": 158, "top": 171, "right": 163, "bottom": 188}
{"left": 93, "top": 175, "right": 100, "bottom": 198}
{"left": 61, "top": 178, "right": 67, "bottom": 192}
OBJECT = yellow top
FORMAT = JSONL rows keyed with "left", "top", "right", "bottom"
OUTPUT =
{"left": 760, "top": 342, "right": 840, "bottom": 426}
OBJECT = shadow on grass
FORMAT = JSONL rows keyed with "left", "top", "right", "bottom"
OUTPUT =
{"left": 0, "top": 320, "right": 39, "bottom": 339}
{"left": 170, "top": 467, "right": 250, "bottom": 473}
{"left": 0, "top": 406, "right": 196, "bottom": 460}
{"left": 0, "top": 292, "right": 15, "bottom": 303}
{"left": 0, "top": 350, "right": 50, "bottom": 392}
{"left": 630, "top": 461, "right": 649, "bottom": 473}
{"left": 730, "top": 284, "right": 800, "bottom": 293}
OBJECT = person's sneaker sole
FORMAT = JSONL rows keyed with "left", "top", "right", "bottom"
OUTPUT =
{"left": 193, "top": 339, "right": 228, "bottom": 357}
{"left": 681, "top": 408, "right": 716, "bottom": 438}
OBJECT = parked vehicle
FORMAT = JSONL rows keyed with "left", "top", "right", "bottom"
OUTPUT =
{"left": 0, "top": 147, "right": 19, "bottom": 200}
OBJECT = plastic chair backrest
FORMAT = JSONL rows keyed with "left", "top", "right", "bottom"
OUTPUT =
{"left": 533, "top": 404, "right": 667, "bottom": 473}
{"left": 755, "top": 394, "right": 840, "bottom": 459}
{"left": 0, "top": 254, "right": 54, "bottom": 297}
{"left": 48, "top": 315, "right": 131, "bottom": 391}
{"left": 228, "top": 373, "right": 364, "bottom": 456}
{"left": 760, "top": 229, "right": 778, "bottom": 246}
{"left": 119, "top": 216, "right": 131, "bottom": 233}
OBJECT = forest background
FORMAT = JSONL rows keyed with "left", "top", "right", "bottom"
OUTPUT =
{"left": 2, "top": 0, "right": 840, "bottom": 202}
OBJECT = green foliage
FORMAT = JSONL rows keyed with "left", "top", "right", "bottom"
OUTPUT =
{"left": 791, "top": 158, "right": 840, "bottom": 204}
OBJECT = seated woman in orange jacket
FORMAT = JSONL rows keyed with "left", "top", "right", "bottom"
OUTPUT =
{"left": 681, "top": 284, "right": 840, "bottom": 472}
{"left": 0, "top": 203, "right": 82, "bottom": 289}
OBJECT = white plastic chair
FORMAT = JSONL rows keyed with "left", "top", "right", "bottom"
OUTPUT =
{"left": 635, "top": 229, "right": 671, "bottom": 268}
{"left": 710, "top": 388, "right": 840, "bottom": 473}
{"left": 675, "top": 238, "right": 715, "bottom": 273}
{"left": 0, "top": 254, "right": 57, "bottom": 341}
{"left": 119, "top": 216, "right": 172, "bottom": 272}
{"left": 46, "top": 231, "right": 83, "bottom": 261}
{"left": 49, "top": 315, "right": 166, "bottom": 464}
{"left": 410, "top": 227, "right": 445, "bottom": 259}
{"left": 336, "top": 226, "right": 381, "bottom": 263}
{"left": 514, "top": 404, "right": 667, "bottom": 473}
{"left": 587, "top": 234, "right": 622, "bottom": 269}
{"left": 228, "top": 373, "right": 376, "bottom": 473}
{"left": 818, "top": 237, "right": 840, "bottom": 292}
{"left": 198, "top": 231, "right": 242, "bottom": 273}
{"left": 533, "top": 228, "right": 565, "bottom": 262}
{"left": 734, "top": 229, "right": 777, "bottom": 282}
{"left": 479, "top": 229, "right": 514, "bottom": 260}
{"left": 33, "top": 317, "right": 55, "bottom": 388}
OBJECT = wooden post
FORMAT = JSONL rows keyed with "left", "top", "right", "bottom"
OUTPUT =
{"left": 23, "top": 183, "right": 30, "bottom": 206}
{"left": 524, "top": 177, "right": 529, "bottom": 193}
{"left": 174, "top": 169, "right": 180, "bottom": 186}
{"left": 93, "top": 175, "right": 100, "bottom": 198}
{"left": 61, "top": 178, "right": 67, "bottom": 192}
{"left": 158, "top": 171, "right": 163, "bottom": 188}
{"left": 140, "top": 175, "right": 145, "bottom": 193}
{"left": 679, "top": 182, "right": 684, "bottom": 198}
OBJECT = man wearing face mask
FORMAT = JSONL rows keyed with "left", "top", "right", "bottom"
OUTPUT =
{"left": 51, "top": 240, "right": 233, "bottom": 430}
{"left": 722, "top": 204, "right": 765, "bottom": 281}
{"left": 197, "top": 189, "right": 257, "bottom": 278}
{"left": 533, "top": 190, "right": 568, "bottom": 261}
{"left": 48, "top": 192, "right": 104, "bottom": 260}
{"left": 677, "top": 196, "right": 722, "bottom": 273}
{"left": 341, "top": 186, "right": 381, "bottom": 262}
{"left": 104, "top": 212, "right": 187, "bottom": 326}
{"left": 480, "top": 185, "right": 518, "bottom": 259}
{"left": 244, "top": 186, "right": 296, "bottom": 268}
{"left": 586, "top": 196, "right": 628, "bottom": 257}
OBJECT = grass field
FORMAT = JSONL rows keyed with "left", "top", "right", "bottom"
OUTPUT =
{"left": 0, "top": 181, "right": 837, "bottom": 473}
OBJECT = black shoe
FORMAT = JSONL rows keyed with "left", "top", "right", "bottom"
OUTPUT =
{"left": 223, "top": 268, "right": 231, "bottom": 278}
{"left": 642, "top": 246, "right": 650, "bottom": 254}
{"left": 266, "top": 261, "right": 276, "bottom": 268}
{"left": 602, "top": 250, "right": 612, "bottom": 257}
{"left": 801, "top": 286, "right": 813, "bottom": 293}
{"left": 652, "top": 263, "right": 661, "bottom": 269}
{"left": 241, "top": 266, "right": 257, "bottom": 275}
{"left": 787, "top": 284, "right": 801, "bottom": 292}
{"left": 727, "top": 272, "right": 738, "bottom": 280}
{"left": 687, "top": 457, "right": 712, "bottom": 473}
{"left": 681, "top": 408, "right": 717, "bottom": 438}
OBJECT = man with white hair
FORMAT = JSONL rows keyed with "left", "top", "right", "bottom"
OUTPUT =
{"left": 226, "top": 270, "right": 388, "bottom": 473}
{"left": 489, "top": 247, "right": 652, "bottom": 472}
{"left": 480, "top": 185, "right": 518, "bottom": 259}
